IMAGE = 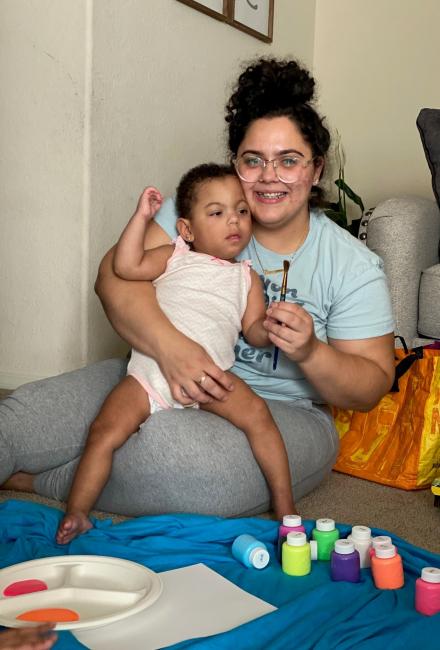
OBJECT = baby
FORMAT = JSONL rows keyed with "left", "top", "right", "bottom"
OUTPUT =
{"left": 56, "top": 163, "right": 296, "bottom": 544}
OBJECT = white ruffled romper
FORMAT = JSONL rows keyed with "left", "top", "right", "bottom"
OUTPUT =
{"left": 127, "top": 236, "right": 252, "bottom": 412}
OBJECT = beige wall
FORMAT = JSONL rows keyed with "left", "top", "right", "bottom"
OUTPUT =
{"left": 1, "top": 0, "right": 316, "bottom": 387}
{"left": 313, "top": 0, "right": 440, "bottom": 214}
{"left": 1, "top": 0, "right": 88, "bottom": 387}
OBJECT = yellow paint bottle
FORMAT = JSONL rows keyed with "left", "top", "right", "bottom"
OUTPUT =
{"left": 282, "top": 531, "right": 311, "bottom": 577}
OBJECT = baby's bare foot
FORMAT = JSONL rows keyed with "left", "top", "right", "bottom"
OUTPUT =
{"left": 56, "top": 512, "right": 93, "bottom": 545}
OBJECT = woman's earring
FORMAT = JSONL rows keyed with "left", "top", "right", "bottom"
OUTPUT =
{"left": 313, "top": 179, "right": 319, "bottom": 186}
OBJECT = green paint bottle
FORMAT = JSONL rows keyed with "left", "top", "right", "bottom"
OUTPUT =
{"left": 312, "top": 518, "right": 340, "bottom": 561}
{"left": 281, "top": 531, "right": 311, "bottom": 576}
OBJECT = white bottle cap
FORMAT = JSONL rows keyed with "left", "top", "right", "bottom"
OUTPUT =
{"left": 316, "top": 518, "right": 335, "bottom": 532}
{"left": 351, "top": 525, "right": 371, "bottom": 541}
{"left": 372, "top": 535, "right": 392, "bottom": 548}
{"left": 421, "top": 567, "right": 440, "bottom": 583}
{"left": 375, "top": 543, "right": 396, "bottom": 559}
{"left": 283, "top": 514, "right": 302, "bottom": 527}
{"left": 310, "top": 539, "right": 318, "bottom": 560}
{"left": 286, "top": 531, "right": 307, "bottom": 546}
{"left": 249, "top": 547, "right": 270, "bottom": 569}
{"left": 334, "top": 539, "right": 355, "bottom": 555}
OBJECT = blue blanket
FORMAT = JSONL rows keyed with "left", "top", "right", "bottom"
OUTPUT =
{"left": 0, "top": 500, "right": 439, "bottom": 649}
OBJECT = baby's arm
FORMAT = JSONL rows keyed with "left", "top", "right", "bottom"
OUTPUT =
{"left": 113, "top": 187, "right": 173, "bottom": 280}
{"left": 241, "top": 270, "right": 270, "bottom": 347}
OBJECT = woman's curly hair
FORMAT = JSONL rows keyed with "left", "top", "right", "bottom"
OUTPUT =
{"left": 225, "top": 58, "right": 331, "bottom": 207}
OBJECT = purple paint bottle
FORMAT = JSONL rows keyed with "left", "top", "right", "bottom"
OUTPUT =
{"left": 277, "top": 515, "right": 306, "bottom": 561}
{"left": 330, "top": 539, "right": 360, "bottom": 583}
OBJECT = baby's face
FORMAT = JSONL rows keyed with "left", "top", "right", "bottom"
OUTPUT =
{"left": 187, "top": 176, "right": 252, "bottom": 261}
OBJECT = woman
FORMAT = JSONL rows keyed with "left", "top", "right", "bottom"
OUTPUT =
{"left": 1, "top": 58, "right": 395, "bottom": 517}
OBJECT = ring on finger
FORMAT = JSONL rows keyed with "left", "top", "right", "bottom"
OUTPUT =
{"left": 197, "top": 374, "right": 207, "bottom": 385}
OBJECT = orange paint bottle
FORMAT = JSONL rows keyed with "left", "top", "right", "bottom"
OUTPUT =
{"left": 371, "top": 543, "right": 404, "bottom": 590}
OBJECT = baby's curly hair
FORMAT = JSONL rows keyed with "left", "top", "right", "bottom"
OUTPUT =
{"left": 176, "top": 162, "right": 236, "bottom": 219}
{"left": 225, "top": 57, "right": 330, "bottom": 207}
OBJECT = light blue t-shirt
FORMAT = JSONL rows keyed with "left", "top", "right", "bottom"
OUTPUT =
{"left": 154, "top": 197, "right": 394, "bottom": 403}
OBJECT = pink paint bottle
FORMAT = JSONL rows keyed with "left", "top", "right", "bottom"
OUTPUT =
{"left": 371, "top": 543, "right": 404, "bottom": 590}
{"left": 369, "top": 535, "right": 392, "bottom": 558}
{"left": 277, "top": 515, "right": 306, "bottom": 561}
{"left": 415, "top": 567, "right": 440, "bottom": 616}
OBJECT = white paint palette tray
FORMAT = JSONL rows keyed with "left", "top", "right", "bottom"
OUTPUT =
{"left": 0, "top": 555, "right": 163, "bottom": 631}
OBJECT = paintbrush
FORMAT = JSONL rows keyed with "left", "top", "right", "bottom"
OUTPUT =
{"left": 272, "top": 259, "right": 290, "bottom": 371}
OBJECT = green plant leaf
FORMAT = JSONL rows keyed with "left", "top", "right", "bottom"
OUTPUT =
{"left": 324, "top": 208, "right": 348, "bottom": 228}
{"left": 327, "top": 201, "right": 343, "bottom": 212}
{"left": 334, "top": 179, "right": 365, "bottom": 212}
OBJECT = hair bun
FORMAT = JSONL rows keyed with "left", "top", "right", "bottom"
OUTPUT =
{"left": 240, "top": 58, "right": 315, "bottom": 110}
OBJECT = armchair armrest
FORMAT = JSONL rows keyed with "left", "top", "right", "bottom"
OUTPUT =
{"left": 363, "top": 196, "right": 440, "bottom": 346}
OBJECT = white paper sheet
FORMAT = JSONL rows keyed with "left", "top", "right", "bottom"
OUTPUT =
{"left": 74, "top": 563, "right": 276, "bottom": 650}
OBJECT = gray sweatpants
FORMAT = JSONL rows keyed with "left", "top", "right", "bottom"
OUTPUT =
{"left": 0, "top": 358, "right": 339, "bottom": 517}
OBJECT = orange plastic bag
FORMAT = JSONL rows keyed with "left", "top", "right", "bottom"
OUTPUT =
{"left": 332, "top": 343, "right": 440, "bottom": 490}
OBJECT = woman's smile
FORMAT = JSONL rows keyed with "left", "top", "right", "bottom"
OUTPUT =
{"left": 255, "top": 190, "right": 288, "bottom": 202}
{"left": 237, "top": 116, "right": 322, "bottom": 231}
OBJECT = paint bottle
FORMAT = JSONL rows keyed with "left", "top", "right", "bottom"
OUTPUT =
{"left": 347, "top": 525, "right": 372, "bottom": 568}
{"left": 415, "top": 567, "right": 440, "bottom": 616}
{"left": 282, "top": 532, "right": 311, "bottom": 576}
{"left": 369, "top": 535, "right": 392, "bottom": 558}
{"left": 312, "top": 518, "right": 340, "bottom": 561}
{"left": 277, "top": 514, "right": 306, "bottom": 561}
{"left": 231, "top": 534, "right": 270, "bottom": 569}
{"left": 330, "top": 539, "right": 360, "bottom": 583}
{"left": 371, "top": 543, "right": 404, "bottom": 589}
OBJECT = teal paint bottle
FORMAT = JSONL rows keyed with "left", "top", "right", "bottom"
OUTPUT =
{"left": 231, "top": 534, "right": 270, "bottom": 569}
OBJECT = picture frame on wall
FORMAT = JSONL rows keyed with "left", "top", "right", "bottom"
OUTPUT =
{"left": 230, "top": 0, "right": 274, "bottom": 43}
{"left": 177, "top": 0, "right": 228, "bottom": 23}
{"left": 177, "top": 0, "right": 274, "bottom": 43}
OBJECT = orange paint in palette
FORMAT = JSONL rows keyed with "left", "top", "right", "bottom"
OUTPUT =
{"left": 3, "top": 579, "right": 47, "bottom": 597}
{"left": 17, "top": 608, "right": 80, "bottom": 623}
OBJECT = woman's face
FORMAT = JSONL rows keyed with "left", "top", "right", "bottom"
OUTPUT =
{"left": 236, "top": 116, "right": 323, "bottom": 231}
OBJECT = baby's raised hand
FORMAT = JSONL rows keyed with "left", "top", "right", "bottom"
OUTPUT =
{"left": 135, "top": 186, "right": 163, "bottom": 221}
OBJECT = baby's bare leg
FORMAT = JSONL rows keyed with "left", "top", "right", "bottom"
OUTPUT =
{"left": 56, "top": 376, "right": 150, "bottom": 544}
{"left": 201, "top": 373, "right": 296, "bottom": 519}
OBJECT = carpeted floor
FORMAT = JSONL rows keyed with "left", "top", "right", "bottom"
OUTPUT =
{"left": 1, "top": 389, "right": 438, "bottom": 554}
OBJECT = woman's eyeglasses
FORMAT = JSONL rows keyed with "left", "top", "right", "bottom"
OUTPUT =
{"left": 233, "top": 154, "right": 315, "bottom": 184}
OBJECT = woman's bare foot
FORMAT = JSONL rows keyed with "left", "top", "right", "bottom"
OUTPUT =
{"left": 1, "top": 472, "right": 34, "bottom": 493}
{"left": 56, "top": 512, "right": 93, "bottom": 545}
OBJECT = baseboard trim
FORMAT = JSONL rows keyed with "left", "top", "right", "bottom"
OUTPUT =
{"left": 0, "top": 371, "right": 47, "bottom": 390}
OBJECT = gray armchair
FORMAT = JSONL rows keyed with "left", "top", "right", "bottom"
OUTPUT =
{"left": 359, "top": 196, "right": 440, "bottom": 348}
{"left": 359, "top": 108, "right": 440, "bottom": 348}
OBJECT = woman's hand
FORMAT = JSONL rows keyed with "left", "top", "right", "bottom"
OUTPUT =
{"left": 157, "top": 330, "right": 234, "bottom": 405}
{"left": 0, "top": 624, "right": 57, "bottom": 650}
{"left": 265, "top": 301, "right": 395, "bottom": 411}
{"left": 265, "top": 302, "right": 319, "bottom": 363}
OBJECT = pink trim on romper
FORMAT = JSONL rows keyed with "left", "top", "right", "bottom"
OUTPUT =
{"left": 241, "top": 259, "right": 252, "bottom": 293}
{"left": 128, "top": 373, "right": 172, "bottom": 410}
{"left": 172, "top": 235, "right": 190, "bottom": 255}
